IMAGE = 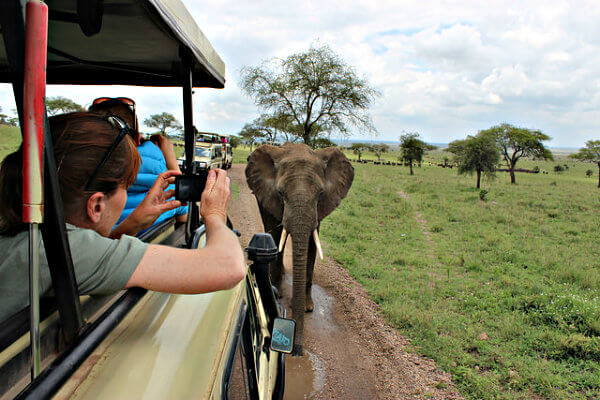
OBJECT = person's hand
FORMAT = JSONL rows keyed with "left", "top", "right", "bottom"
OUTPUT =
{"left": 150, "top": 134, "right": 173, "bottom": 152}
{"left": 150, "top": 134, "right": 179, "bottom": 171}
{"left": 200, "top": 169, "right": 230, "bottom": 224}
{"left": 129, "top": 170, "right": 183, "bottom": 230}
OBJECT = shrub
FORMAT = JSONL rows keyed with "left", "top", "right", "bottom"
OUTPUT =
{"left": 556, "top": 333, "right": 600, "bottom": 360}
{"left": 479, "top": 189, "right": 488, "bottom": 201}
{"left": 586, "top": 169, "right": 593, "bottom": 177}
{"left": 554, "top": 165, "right": 565, "bottom": 173}
{"left": 522, "top": 292, "right": 600, "bottom": 336}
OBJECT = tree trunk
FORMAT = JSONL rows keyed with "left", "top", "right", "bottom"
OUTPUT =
{"left": 476, "top": 170, "right": 481, "bottom": 189}
{"left": 409, "top": 162, "right": 414, "bottom": 175}
{"left": 509, "top": 168, "right": 516, "bottom": 184}
{"left": 597, "top": 162, "right": 600, "bottom": 188}
{"left": 291, "top": 233, "right": 309, "bottom": 356}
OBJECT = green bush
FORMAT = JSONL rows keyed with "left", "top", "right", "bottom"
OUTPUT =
{"left": 479, "top": 189, "right": 488, "bottom": 201}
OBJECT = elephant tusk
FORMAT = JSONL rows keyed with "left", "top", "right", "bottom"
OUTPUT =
{"left": 313, "top": 230, "right": 324, "bottom": 260}
{"left": 278, "top": 228, "right": 288, "bottom": 252}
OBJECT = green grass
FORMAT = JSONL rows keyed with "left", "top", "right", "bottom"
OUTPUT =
{"left": 0, "top": 125, "right": 21, "bottom": 161}
{"left": 4, "top": 131, "right": 599, "bottom": 397}
{"left": 321, "top": 158, "right": 600, "bottom": 399}
{"left": 232, "top": 145, "right": 252, "bottom": 164}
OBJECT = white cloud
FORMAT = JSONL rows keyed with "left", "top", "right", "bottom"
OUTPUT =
{"left": 2, "top": 0, "right": 600, "bottom": 147}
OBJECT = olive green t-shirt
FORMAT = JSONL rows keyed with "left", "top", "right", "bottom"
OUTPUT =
{"left": 0, "top": 224, "right": 148, "bottom": 323}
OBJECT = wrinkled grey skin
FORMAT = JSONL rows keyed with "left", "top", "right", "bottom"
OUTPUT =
{"left": 245, "top": 143, "right": 354, "bottom": 355}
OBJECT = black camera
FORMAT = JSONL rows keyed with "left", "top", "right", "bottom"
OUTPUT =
{"left": 175, "top": 170, "right": 208, "bottom": 202}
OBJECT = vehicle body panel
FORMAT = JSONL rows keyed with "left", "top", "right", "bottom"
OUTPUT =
{"left": 54, "top": 286, "right": 243, "bottom": 400}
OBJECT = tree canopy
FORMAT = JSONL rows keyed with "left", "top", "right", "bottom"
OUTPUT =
{"left": 447, "top": 134, "right": 500, "bottom": 188}
{"left": 480, "top": 123, "right": 552, "bottom": 184}
{"left": 228, "top": 135, "right": 241, "bottom": 148}
{"left": 369, "top": 143, "right": 389, "bottom": 162}
{"left": 240, "top": 44, "right": 379, "bottom": 144}
{"left": 238, "top": 123, "right": 265, "bottom": 152}
{"left": 46, "top": 96, "right": 84, "bottom": 116}
{"left": 144, "top": 112, "right": 182, "bottom": 137}
{"left": 310, "top": 137, "right": 336, "bottom": 149}
{"left": 399, "top": 132, "right": 435, "bottom": 175}
{"left": 351, "top": 143, "right": 368, "bottom": 161}
{"left": 0, "top": 106, "right": 12, "bottom": 126}
{"left": 570, "top": 140, "right": 600, "bottom": 188}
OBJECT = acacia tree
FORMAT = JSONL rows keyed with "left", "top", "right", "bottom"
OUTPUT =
{"left": 144, "top": 112, "right": 183, "bottom": 137}
{"left": 263, "top": 113, "right": 302, "bottom": 143}
{"left": 228, "top": 135, "right": 241, "bottom": 148}
{"left": 480, "top": 123, "right": 552, "bottom": 184}
{"left": 570, "top": 140, "right": 600, "bottom": 188}
{"left": 399, "top": 132, "right": 435, "bottom": 175}
{"left": 351, "top": 143, "right": 368, "bottom": 161}
{"left": 238, "top": 123, "right": 265, "bottom": 152}
{"left": 0, "top": 106, "right": 8, "bottom": 125}
{"left": 370, "top": 143, "right": 389, "bottom": 162}
{"left": 447, "top": 134, "right": 500, "bottom": 188}
{"left": 310, "top": 137, "right": 336, "bottom": 149}
{"left": 240, "top": 44, "right": 379, "bottom": 144}
{"left": 46, "top": 96, "right": 83, "bottom": 115}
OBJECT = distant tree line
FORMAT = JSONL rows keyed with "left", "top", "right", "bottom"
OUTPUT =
{"left": 446, "top": 123, "right": 553, "bottom": 188}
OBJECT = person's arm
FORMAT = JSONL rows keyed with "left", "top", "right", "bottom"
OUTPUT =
{"left": 110, "top": 170, "right": 183, "bottom": 239}
{"left": 150, "top": 134, "right": 181, "bottom": 172}
{"left": 125, "top": 169, "right": 246, "bottom": 293}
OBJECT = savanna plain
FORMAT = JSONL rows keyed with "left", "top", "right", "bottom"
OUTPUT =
{"left": 3, "top": 128, "right": 600, "bottom": 399}
{"left": 236, "top": 143, "right": 600, "bottom": 400}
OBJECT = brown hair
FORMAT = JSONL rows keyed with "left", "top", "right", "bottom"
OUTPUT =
{"left": 0, "top": 112, "right": 140, "bottom": 235}
{"left": 88, "top": 99, "right": 140, "bottom": 145}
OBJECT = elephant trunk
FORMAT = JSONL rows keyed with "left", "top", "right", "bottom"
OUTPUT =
{"left": 290, "top": 229, "right": 310, "bottom": 356}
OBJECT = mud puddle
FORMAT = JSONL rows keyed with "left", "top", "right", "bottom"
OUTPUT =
{"left": 280, "top": 244, "right": 379, "bottom": 400}
{"left": 281, "top": 272, "right": 328, "bottom": 399}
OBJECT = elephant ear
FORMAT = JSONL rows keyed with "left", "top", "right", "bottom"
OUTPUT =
{"left": 245, "top": 145, "right": 285, "bottom": 220}
{"left": 315, "top": 147, "right": 354, "bottom": 220}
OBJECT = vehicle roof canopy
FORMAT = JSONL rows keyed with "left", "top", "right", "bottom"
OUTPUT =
{"left": 0, "top": 0, "right": 225, "bottom": 88}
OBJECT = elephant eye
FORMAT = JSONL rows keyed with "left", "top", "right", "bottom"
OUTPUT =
{"left": 277, "top": 189, "right": 284, "bottom": 198}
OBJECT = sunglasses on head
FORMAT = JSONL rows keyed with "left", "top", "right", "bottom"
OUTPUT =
{"left": 91, "top": 97, "right": 137, "bottom": 131}
{"left": 84, "top": 115, "right": 136, "bottom": 191}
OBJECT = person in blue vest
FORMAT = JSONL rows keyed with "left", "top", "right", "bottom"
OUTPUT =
{"left": 88, "top": 97, "right": 187, "bottom": 228}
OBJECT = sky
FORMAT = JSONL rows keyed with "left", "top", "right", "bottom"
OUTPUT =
{"left": 2, "top": 0, "right": 600, "bottom": 147}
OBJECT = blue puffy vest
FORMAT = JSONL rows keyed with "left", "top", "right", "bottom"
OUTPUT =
{"left": 115, "top": 141, "right": 187, "bottom": 227}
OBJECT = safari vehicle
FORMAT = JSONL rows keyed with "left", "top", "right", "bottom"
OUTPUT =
{"left": 0, "top": 0, "right": 293, "bottom": 399}
{"left": 224, "top": 142, "right": 233, "bottom": 169}
{"left": 214, "top": 133, "right": 233, "bottom": 170}
{"left": 178, "top": 141, "right": 223, "bottom": 173}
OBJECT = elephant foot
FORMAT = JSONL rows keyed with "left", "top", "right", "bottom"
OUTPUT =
{"left": 305, "top": 297, "right": 314, "bottom": 312}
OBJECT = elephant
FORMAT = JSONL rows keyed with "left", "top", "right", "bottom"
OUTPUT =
{"left": 245, "top": 143, "right": 354, "bottom": 355}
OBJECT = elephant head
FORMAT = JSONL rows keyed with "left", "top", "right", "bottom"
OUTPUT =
{"left": 245, "top": 143, "right": 354, "bottom": 355}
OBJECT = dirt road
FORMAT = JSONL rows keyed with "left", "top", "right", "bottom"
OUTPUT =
{"left": 227, "top": 165, "right": 462, "bottom": 400}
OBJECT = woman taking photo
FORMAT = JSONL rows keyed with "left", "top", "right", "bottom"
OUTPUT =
{"left": 0, "top": 112, "right": 245, "bottom": 322}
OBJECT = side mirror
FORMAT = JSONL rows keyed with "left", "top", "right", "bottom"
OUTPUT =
{"left": 270, "top": 317, "right": 296, "bottom": 354}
